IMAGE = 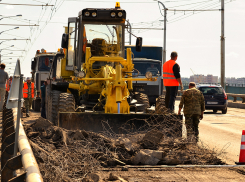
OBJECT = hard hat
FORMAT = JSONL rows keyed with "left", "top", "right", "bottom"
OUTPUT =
{"left": 26, "top": 77, "right": 31, "bottom": 81}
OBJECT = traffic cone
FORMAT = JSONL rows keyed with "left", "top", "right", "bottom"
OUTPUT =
{"left": 236, "top": 130, "right": 245, "bottom": 165}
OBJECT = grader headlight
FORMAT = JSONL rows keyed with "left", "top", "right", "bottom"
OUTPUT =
{"left": 85, "top": 11, "right": 90, "bottom": 17}
{"left": 92, "top": 12, "right": 97, "bottom": 17}
{"left": 145, "top": 71, "right": 153, "bottom": 79}
{"left": 118, "top": 12, "right": 123, "bottom": 17}
{"left": 111, "top": 12, "right": 116, "bottom": 18}
{"left": 78, "top": 70, "right": 86, "bottom": 78}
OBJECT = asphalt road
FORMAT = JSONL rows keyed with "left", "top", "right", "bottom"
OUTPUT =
{"left": 175, "top": 101, "right": 245, "bottom": 165}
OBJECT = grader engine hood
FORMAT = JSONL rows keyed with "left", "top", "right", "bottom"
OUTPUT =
{"left": 69, "top": 47, "right": 157, "bottom": 114}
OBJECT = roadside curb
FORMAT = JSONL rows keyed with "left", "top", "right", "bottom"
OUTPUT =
{"left": 228, "top": 101, "right": 245, "bottom": 109}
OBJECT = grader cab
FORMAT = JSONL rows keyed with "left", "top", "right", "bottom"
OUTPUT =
{"left": 46, "top": 3, "right": 182, "bottom": 134}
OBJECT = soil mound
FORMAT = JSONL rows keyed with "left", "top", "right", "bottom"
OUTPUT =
{"left": 25, "top": 116, "right": 224, "bottom": 181}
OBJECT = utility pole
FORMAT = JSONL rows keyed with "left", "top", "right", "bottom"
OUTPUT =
{"left": 221, "top": 0, "right": 225, "bottom": 88}
{"left": 128, "top": 20, "right": 131, "bottom": 45}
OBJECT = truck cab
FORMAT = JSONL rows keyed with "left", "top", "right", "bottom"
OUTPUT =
{"left": 125, "top": 45, "right": 163, "bottom": 106}
{"left": 132, "top": 58, "right": 162, "bottom": 106}
{"left": 31, "top": 49, "right": 56, "bottom": 111}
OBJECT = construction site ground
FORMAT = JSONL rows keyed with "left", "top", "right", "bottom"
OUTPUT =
{"left": 1, "top": 111, "right": 245, "bottom": 181}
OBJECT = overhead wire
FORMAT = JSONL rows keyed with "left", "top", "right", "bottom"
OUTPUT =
{"left": 167, "top": 0, "right": 221, "bottom": 23}
{"left": 21, "top": 0, "right": 65, "bottom": 63}
{"left": 129, "top": 0, "right": 213, "bottom": 34}
{"left": 9, "top": 0, "right": 234, "bottom": 64}
{"left": 130, "top": 0, "right": 233, "bottom": 35}
{"left": 167, "top": 1, "right": 226, "bottom": 24}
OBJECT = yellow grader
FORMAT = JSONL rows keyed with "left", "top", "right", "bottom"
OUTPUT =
{"left": 46, "top": 2, "right": 181, "bottom": 134}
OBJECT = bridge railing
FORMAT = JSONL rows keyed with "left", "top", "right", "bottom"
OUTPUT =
{"left": 163, "top": 90, "right": 245, "bottom": 103}
{"left": 226, "top": 93, "right": 245, "bottom": 103}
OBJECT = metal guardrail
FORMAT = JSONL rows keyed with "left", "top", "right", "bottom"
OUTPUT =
{"left": 226, "top": 93, "right": 245, "bottom": 103}
{"left": 1, "top": 59, "right": 43, "bottom": 182}
{"left": 1, "top": 94, "right": 43, "bottom": 182}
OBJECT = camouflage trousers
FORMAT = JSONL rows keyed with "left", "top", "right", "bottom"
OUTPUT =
{"left": 185, "top": 114, "right": 200, "bottom": 142}
{"left": 24, "top": 98, "right": 33, "bottom": 113}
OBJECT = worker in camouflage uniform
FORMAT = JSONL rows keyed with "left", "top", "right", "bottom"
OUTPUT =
{"left": 178, "top": 82, "right": 205, "bottom": 142}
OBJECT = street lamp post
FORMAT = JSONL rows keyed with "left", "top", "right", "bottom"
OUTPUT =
{"left": 1, "top": 52, "right": 13, "bottom": 56}
{"left": 0, "top": 14, "right": 22, "bottom": 21}
{"left": 221, "top": 0, "right": 225, "bottom": 88}
{"left": 0, "top": 27, "right": 19, "bottom": 35}
{"left": 0, "top": 45, "right": 14, "bottom": 52}
{"left": 0, "top": 58, "right": 12, "bottom": 64}
{"left": 154, "top": 0, "right": 167, "bottom": 93}
{"left": 0, "top": 39, "right": 17, "bottom": 45}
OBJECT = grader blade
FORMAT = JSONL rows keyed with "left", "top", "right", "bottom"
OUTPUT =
{"left": 58, "top": 112, "right": 183, "bottom": 135}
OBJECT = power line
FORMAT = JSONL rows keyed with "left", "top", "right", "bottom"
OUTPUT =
{"left": 167, "top": 0, "right": 216, "bottom": 9}
{"left": 168, "top": 9, "right": 220, "bottom": 11}
{"left": 21, "top": 0, "right": 65, "bottom": 64}
{"left": 129, "top": 0, "right": 233, "bottom": 34}
{"left": 132, "top": 28, "right": 163, "bottom": 30}
{"left": 167, "top": 1, "right": 229, "bottom": 24}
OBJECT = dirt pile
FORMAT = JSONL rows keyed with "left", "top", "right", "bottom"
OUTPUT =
{"left": 24, "top": 116, "right": 224, "bottom": 181}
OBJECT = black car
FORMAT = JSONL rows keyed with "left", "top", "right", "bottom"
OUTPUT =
{"left": 197, "top": 85, "right": 228, "bottom": 114}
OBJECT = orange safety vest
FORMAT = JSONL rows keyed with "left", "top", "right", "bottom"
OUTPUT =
{"left": 163, "top": 59, "right": 179, "bottom": 86}
{"left": 6, "top": 80, "right": 12, "bottom": 91}
{"left": 23, "top": 82, "right": 35, "bottom": 98}
{"left": 6, "top": 83, "right": 9, "bottom": 91}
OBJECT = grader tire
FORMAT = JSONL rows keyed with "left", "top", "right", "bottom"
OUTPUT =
{"left": 58, "top": 93, "right": 75, "bottom": 112}
{"left": 133, "top": 92, "right": 150, "bottom": 113}
{"left": 51, "top": 90, "right": 62, "bottom": 125}
{"left": 155, "top": 95, "right": 168, "bottom": 114}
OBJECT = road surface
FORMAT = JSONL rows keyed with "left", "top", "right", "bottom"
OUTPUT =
{"left": 1, "top": 108, "right": 245, "bottom": 181}
{"left": 175, "top": 101, "right": 245, "bottom": 165}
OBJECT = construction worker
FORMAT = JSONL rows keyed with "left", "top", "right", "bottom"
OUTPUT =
{"left": 40, "top": 81, "right": 47, "bottom": 119}
{"left": 163, "top": 51, "right": 183, "bottom": 112}
{"left": 178, "top": 82, "right": 205, "bottom": 142}
{"left": 0, "top": 63, "right": 9, "bottom": 112}
{"left": 6, "top": 76, "right": 12, "bottom": 92}
{"left": 23, "top": 77, "right": 36, "bottom": 117}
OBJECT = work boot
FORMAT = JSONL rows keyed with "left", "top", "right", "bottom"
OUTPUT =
{"left": 26, "top": 113, "right": 30, "bottom": 117}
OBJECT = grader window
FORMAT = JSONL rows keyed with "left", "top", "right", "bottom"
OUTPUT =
{"left": 68, "top": 22, "right": 76, "bottom": 66}
{"left": 56, "top": 57, "right": 62, "bottom": 79}
{"left": 38, "top": 56, "right": 53, "bottom": 71}
{"left": 84, "top": 24, "right": 123, "bottom": 57}
{"left": 133, "top": 62, "right": 161, "bottom": 76}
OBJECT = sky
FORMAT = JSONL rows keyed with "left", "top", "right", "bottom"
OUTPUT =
{"left": 0, "top": 0, "right": 244, "bottom": 79}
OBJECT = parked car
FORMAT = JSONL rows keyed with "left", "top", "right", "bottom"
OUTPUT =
{"left": 197, "top": 85, "right": 228, "bottom": 114}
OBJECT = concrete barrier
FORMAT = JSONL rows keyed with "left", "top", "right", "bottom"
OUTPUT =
{"left": 176, "top": 96, "right": 245, "bottom": 109}
{"left": 227, "top": 101, "right": 245, "bottom": 109}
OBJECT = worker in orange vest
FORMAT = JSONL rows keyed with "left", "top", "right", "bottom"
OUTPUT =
{"left": 23, "top": 77, "right": 36, "bottom": 117}
{"left": 5, "top": 76, "right": 12, "bottom": 92}
{"left": 163, "top": 51, "right": 183, "bottom": 112}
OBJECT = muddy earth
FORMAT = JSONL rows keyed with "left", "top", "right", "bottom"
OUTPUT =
{"left": 18, "top": 111, "right": 244, "bottom": 181}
